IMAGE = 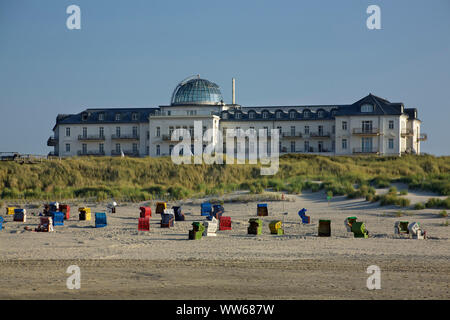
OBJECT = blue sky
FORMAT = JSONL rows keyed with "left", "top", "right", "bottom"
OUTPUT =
{"left": 0, "top": 0, "right": 449, "bottom": 155}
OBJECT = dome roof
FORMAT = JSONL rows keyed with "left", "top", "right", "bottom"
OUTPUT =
{"left": 171, "top": 76, "right": 224, "bottom": 106}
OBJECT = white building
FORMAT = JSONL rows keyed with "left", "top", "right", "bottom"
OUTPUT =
{"left": 48, "top": 76, "right": 426, "bottom": 157}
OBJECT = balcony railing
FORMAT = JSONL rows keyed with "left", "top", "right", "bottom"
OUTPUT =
{"left": 78, "top": 134, "right": 105, "bottom": 141}
{"left": 352, "top": 128, "right": 380, "bottom": 135}
{"left": 47, "top": 136, "right": 58, "bottom": 146}
{"left": 111, "top": 134, "right": 139, "bottom": 140}
{"left": 352, "top": 148, "right": 379, "bottom": 154}
{"left": 77, "top": 150, "right": 105, "bottom": 156}
{"left": 401, "top": 129, "right": 414, "bottom": 136}
{"left": 418, "top": 133, "right": 428, "bottom": 141}
{"left": 309, "top": 131, "right": 331, "bottom": 138}
{"left": 111, "top": 150, "right": 140, "bottom": 157}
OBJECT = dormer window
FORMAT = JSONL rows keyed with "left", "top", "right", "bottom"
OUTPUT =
{"left": 361, "top": 104, "right": 374, "bottom": 113}
{"left": 289, "top": 111, "right": 296, "bottom": 119}
{"left": 98, "top": 113, "right": 105, "bottom": 121}
{"left": 235, "top": 112, "right": 241, "bottom": 119}
{"left": 263, "top": 111, "right": 268, "bottom": 119}
{"left": 82, "top": 113, "right": 88, "bottom": 121}
{"left": 303, "top": 109, "right": 311, "bottom": 118}
{"left": 222, "top": 112, "right": 228, "bottom": 119}
{"left": 115, "top": 113, "right": 121, "bottom": 121}
{"left": 317, "top": 110, "right": 325, "bottom": 118}
{"left": 276, "top": 111, "right": 282, "bottom": 119}
{"left": 249, "top": 111, "right": 255, "bottom": 119}
{"left": 132, "top": 113, "right": 139, "bottom": 121}
{"left": 331, "top": 109, "right": 337, "bottom": 117}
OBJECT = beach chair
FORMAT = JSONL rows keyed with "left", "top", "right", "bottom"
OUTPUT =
{"left": 345, "top": 216, "right": 358, "bottom": 232}
{"left": 6, "top": 207, "right": 15, "bottom": 215}
{"left": 78, "top": 207, "right": 91, "bottom": 221}
{"left": 13, "top": 208, "right": 27, "bottom": 222}
{"left": 298, "top": 208, "right": 310, "bottom": 224}
{"left": 0, "top": 216, "right": 4, "bottom": 230}
{"left": 394, "top": 221, "right": 409, "bottom": 235}
{"left": 257, "top": 203, "right": 268, "bottom": 217}
{"left": 203, "top": 217, "right": 218, "bottom": 237}
{"left": 155, "top": 202, "right": 167, "bottom": 215}
{"left": 140, "top": 206, "right": 152, "bottom": 219}
{"left": 138, "top": 217, "right": 150, "bottom": 231}
{"left": 36, "top": 217, "right": 53, "bottom": 232}
{"left": 49, "top": 202, "right": 59, "bottom": 212}
{"left": 201, "top": 202, "right": 212, "bottom": 216}
{"left": 408, "top": 222, "right": 426, "bottom": 239}
{"left": 95, "top": 212, "right": 107, "bottom": 228}
{"left": 269, "top": 220, "right": 284, "bottom": 235}
{"left": 318, "top": 220, "right": 331, "bottom": 237}
{"left": 60, "top": 204, "right": 70, "bottom": 220}
{"left": 189, "top": 222, "right": 205, "bottom": 240}
{"left": 52, "top": 212, "right": 65, "bottom": 226}
{"left": 248, "top": 218, "right": 263, "bottom": 235}
{"left": 210, "top": 204, "right": 224, "bottom": 220}
{"left": 161, "top": 209, "right": 174, "bottom": 228}
{"left": 219, "top": 216, "right": 232, "bottom": 231}
{"left": 351, "top": 222, "right": 369, "bottom": 238}
{"left": 172, "top": 206, "right": 185, "bottom": 221}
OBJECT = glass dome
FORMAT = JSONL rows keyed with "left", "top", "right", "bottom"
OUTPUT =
{"left": 171, "top": 76, "right": 224, "bottom": 106}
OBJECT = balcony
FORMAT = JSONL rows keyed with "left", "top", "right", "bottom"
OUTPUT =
{"left": 352, "top": 148, "right": 380, "bottom": 154}
{"left": 111, "top": 134, "right": 139, "bottom": 141}
{"left": 352, "top": 128, "right": 380, "bottom": 136}
{"left": 401, "top": 128, "right": 414, "bottom": 137}
{"left": 282, "top": 132, "right": 303, "bottom": 138}
{"left": 47, "top": 136, "right": 58, "bottom": 146}
{"left": 111, "top": 150, "right": 140, "bottom": 157}
{"left": 418, "top": 133, "right": 428, "bottom": 141}
{"left": 78, "top": 134, "right": 105, "bottom": 141}
{"left": 77, "top": 150, "right": 105, "bottom": 156}
{"left": 309, "top": 131, "right": 331, "bottom": 138}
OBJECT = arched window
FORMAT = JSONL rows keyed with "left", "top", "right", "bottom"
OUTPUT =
{"left": 222, "top": 112, "right": 228, "bottom": 119}
{"left": 317, "top": 110, "right": 325, "bottom": 118}
{"left": 276, "top": 111, "right": 282, "bottom": 119}
{"left": 361, "top": 104, "right": 374, "bottom": 113}
{"left": 235, "top": 112, "right": 241, "bottom": 119}
{"left": 262, "top": 111, "right": 269, "bottom": 119}
{"left": 248, "top": 111, "right": 255, "bottom": 119}
{"left": 289, "top": 111, "right": 296, "bottom": 119}
{"left": 303, "top": 109, "right": 311, "bottom": 118}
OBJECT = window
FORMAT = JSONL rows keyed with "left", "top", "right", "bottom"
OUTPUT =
{"left": 318, "top": 141, "right": 323, "bottom": 152}
{"left": 342, "top": 121, "right": 347, "bottom": 130}
{"left": 235, "top": 112, "right": 241, "bottom": 119}
{"left": 156, "top": 127, "right": 160, "bottom": 137}
{"left": 361, "top": 104, "right": 374, "bottom": 113}
{"left": 82, "top": 113, "right": 88, "bottom": 121}
{"left": 276, "top": 111, "right": 282, "bottom": 119}
{"left": 362, "top": 121, "right": 373, "bottom": 133}
{"left": 389, "top": 139, "right": 394, "bottom": 149}
{"left": 249, "top": 112, "right": 255, "bottom": 119}
{"left": 82, "top": 143, "right": 87, "bottom": 154}
{"left": 167, "top": 111, "right": 171, "bottom": 116}
{"left": 132, "top": 143, "right": 138, "bottom": 153}
{"left": 332, "top": 125, "right": 335, "bottom": 134}
{"left": 132, "top": 126, "right": 138, "bottom": 137}
{"left": 146, "top": 146, "right": 149, "bottom": 155}
{"left": 65, "top": 127, "right": 71, "bottom": 137}
{"left": 303, "top": 110, "right": 310, "bottom": 118}
{"left": 342, "top": 139, "right": 347, "bottom": 150}
{"left": 318, "top": 125, "right": 323, "bottom": 136}
{"left": 263, "top": 111, "right": 268, "bottom": 119}
{"left": 318, "top": 110, "right": 325, "bottom": 118}
{"left": 222, "top": 113, "right": 228, "bottom": 119}
{"left": 290, "top": 111, "right": 296, "bottom": 119}
{"left": 169, "top": 127, "right": 174, "bottom": 136}
{"left": 389, "top": 120, "right": 394, "bottom": 130}
{"left": 277, "top": 126, "right": 282, "bottom": 134}
{"left": 290, "top": 141, "right": 295, "bottom": 152}
{"left": 156, "top": 145, "right": 160, "bottom": 156}
{"left": 132, "top": 113, "right": 138, "bottom": 121}
{"left": 169, "top": 145, "right": 173, "bottom": 155}
{"left": 116, "top": 127, "right": 121, "bottom": 137}
{"left": 304, "top": 126, "right": 310, "bottom": 135}
{"left": 116, "top": 144, "right": 121, "bottom": 153}
{"left": 82, "top": 127, "right": 87, "bottom": 138}
{"left": 115, "top": 113, "right": 121, "bottom": 121}
{"left": 189, "top": 126, "right": 194, "bottom": 137}
{"left": 99, "top": 143, "right": 104, "bottom": 154}
{"left": 146, "top": 131, "right": 149, "bottom": 140}
{"left": 290, "top": 126, "right": 295, "bottom": 136}
{"left": 65, "top": 144, "right": 70, "bottom": 152}
{"left": 331, "top": 109, "right": 337, "bottom": 117}
{"left": 99, "top": 127, "right": 104, "bottom": 138}
{"left": 304, "top": 141, "right": 310, "bottom": 152}
{"left": 98, "top": 113, "right": 104, "bottom": 121}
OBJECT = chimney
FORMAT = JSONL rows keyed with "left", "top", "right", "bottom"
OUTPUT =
{"left": 232, "top": 78, "right": 236, "bottom": 105}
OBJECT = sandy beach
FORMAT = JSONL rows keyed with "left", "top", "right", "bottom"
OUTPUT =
{"left": 1, "top": 189, "right": 449, "bottom": 299}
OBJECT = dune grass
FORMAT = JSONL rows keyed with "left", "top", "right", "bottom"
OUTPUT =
{"left": 0, "top": 154, "right": 448, "bottom": 203}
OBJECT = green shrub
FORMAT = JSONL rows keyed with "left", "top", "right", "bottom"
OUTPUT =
{"left": 426, "top": 197, "right": 450, "bottom": 209}
{"left": 400, "top": 189, "right": 408, "bottom": 195}
{"left": 413, "top": 202, "right": 425, "bottom": 210}
{"left": 439, "top": 210, "right": 448, "bottom": 217}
